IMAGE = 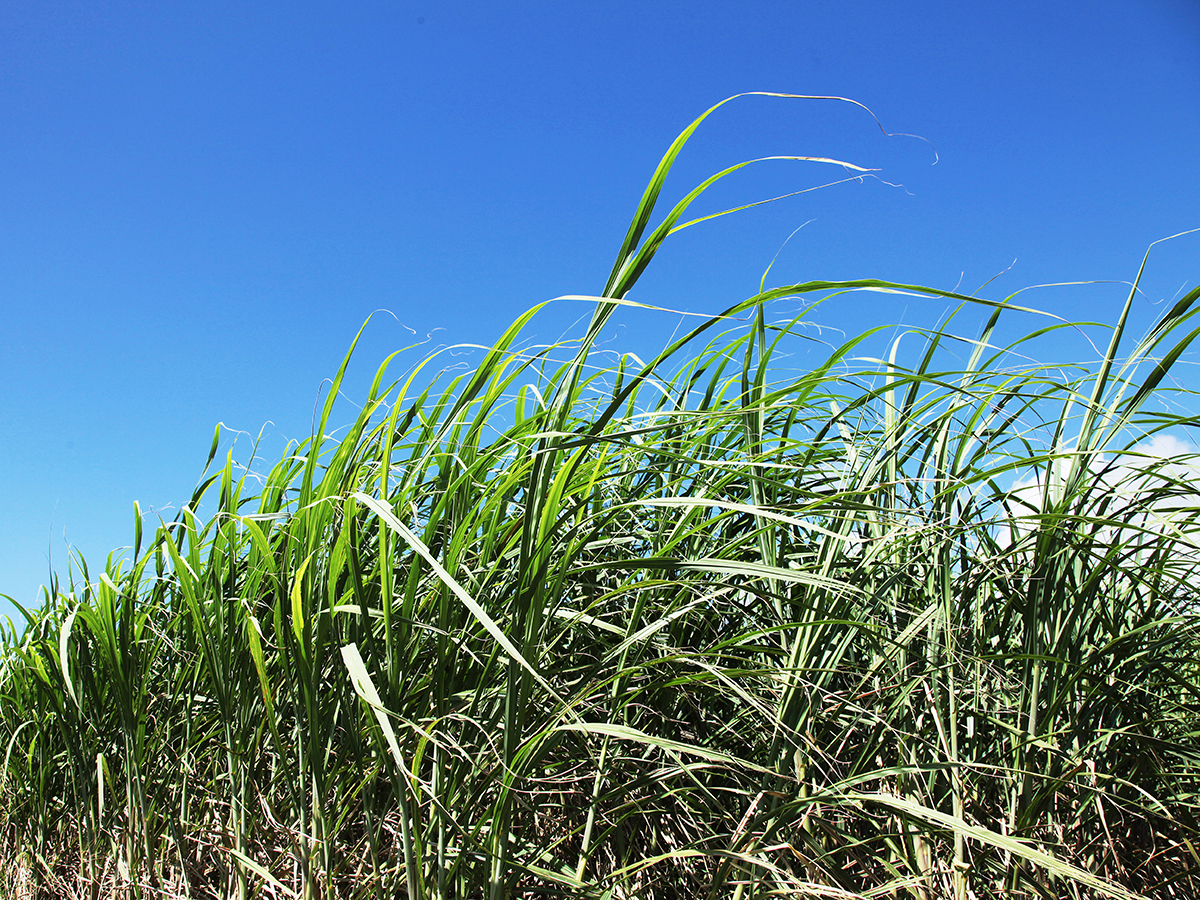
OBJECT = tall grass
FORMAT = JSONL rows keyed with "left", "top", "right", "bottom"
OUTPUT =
{"left": 2, "top": 94, "right": 1198, "bottom": 899}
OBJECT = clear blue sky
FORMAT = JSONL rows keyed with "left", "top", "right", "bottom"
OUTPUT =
{"left": 2, "top": 0, "right": 1198, "bottom": 616}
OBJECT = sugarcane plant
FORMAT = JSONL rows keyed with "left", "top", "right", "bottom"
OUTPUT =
{"left": 1, "top": 94, "right": 1198, "bottom": 900}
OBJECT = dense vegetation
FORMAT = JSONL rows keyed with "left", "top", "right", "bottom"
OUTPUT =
{"left": 2, "top": 95, "right": 1198, "bottom": 899}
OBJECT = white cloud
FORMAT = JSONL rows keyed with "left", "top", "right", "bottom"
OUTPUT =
{"left": 996, "top": 434, "right": 1200, "bottom": 564}
{"left": 1137, "top": 433, "right": 1195, "bottom": 458}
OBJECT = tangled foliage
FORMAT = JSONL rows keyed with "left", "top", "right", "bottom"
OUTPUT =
{"left": 2, "top": 95, "right": 1199, "bottom": 900}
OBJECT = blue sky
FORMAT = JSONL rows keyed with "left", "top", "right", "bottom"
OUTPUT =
{"left": 2, "top": 0, "right": 1198, "bottom": 616}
